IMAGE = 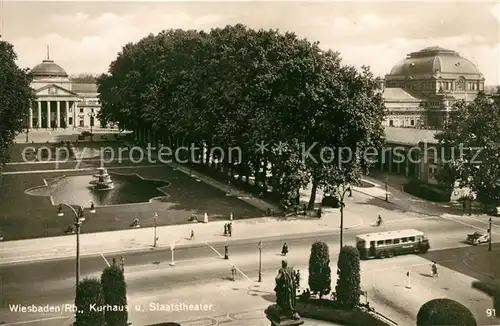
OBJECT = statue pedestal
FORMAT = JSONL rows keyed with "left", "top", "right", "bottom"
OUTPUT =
{"left": 265, "top": 304, "right": 304, "bottom": 326}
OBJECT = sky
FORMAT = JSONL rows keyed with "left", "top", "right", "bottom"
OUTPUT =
{"left": 1, "top": 1, "right": 499, "bottom": 84}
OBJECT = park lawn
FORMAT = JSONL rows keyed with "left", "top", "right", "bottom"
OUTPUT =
{"left": 0, "top": 164, "right": 263, "bottom": 241}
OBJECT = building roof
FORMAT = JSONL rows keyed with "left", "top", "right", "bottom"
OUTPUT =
{"left": 72, "top": 83, "right": 98, "bottom": 93}
{"left": 31, "top": 60, "right": 68, "bottom": 78}
{"left": 387, "top": 46, "right": 483, "bottom": 79}
{"left": 383, "top": 87, "right": 425, "bottom": 102}
{"left": 384, "top": 126, "right": 439, "bottom": 145}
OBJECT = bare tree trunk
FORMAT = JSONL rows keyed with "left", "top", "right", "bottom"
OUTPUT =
{"left": 308, "top": 179, "right": 318, "bottom": 210}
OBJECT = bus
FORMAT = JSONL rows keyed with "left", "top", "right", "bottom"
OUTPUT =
{"left": 356, "top": 229, "right": 430, "bottom": 259}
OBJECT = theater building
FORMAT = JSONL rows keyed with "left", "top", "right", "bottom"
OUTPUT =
{"left": 27, "top": 54, "right": 101, "bottom": 129}
{"left": 381, "top": 46, "right": 485, "bottom": 129}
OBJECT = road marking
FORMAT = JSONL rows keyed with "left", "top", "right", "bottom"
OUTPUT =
{"left": 442, "top": 215, "right": 500, "bottom": 235}
{"left": 100, "top": 252, "right": 111, "bottom": 267}
{"left": 2, "top": 316, "right": 71, "bottom": 325}
{"left": 205, "top": 241, "right": 223, "bottom": 258}
{"left": 232, "top": 264, "right": 253, "bottom": 282}
{"left": 364, "top": 258, "right": 457, "bottom": 274}
{"left": 459, "top": 215, "right": 500, "bottom": 228}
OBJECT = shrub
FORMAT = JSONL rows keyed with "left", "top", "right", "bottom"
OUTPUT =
{"left": 308, "top": 241, "right": 331, "bottom": 298}
{"left": 75, "top": 278, "right": 105, "bottom": 326}
{"left": 416, "top": 298, "right": 477, "bottom": 326}
{"left": 101, "top": 264, "right": 128, "bottom": 326}
{"left": 403, "top": 180, "right": 450, "bottom": 202}
{"left": 335, "top": 246, "right": 361, "bottom": 309}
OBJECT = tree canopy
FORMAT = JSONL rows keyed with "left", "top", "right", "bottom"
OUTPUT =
{"left": 98, "top": 25, "right": 385, "bottom": 208}
{"left": 0, "top": 41, "right": 34, "bottom": 166}
{"left": 436, "top": 91, "right": 500, "bottom": 209}
{"left": 416, "top": 298, "right": 477, "bottom": 326}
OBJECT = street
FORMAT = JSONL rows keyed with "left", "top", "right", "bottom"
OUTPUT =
{"left": 1, "top": 214, "right": 498, "bottom": 325}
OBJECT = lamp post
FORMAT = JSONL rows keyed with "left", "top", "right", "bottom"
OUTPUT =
{"left": 339, "top": 185, "right": 352, "bottom": 250}
{"left": 87, "top": 112, "right": 96, "bottom": 141}
{"left": 385, "top": 177, "right": 389, "bottom": 202}
{"left": 258, "top": 241, "right": 262, "bottom": 282}
{"left": 57, "top": 202, "right": 96, "bottom": 297}
{"left": 153, "top": 212, "right": 159, "bottom": 247}
{"left": 489, "top": 217, "right": 492, "bottom": 252}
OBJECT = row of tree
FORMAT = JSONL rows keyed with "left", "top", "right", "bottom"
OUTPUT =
{"left": 97, "top": 24, "right": 386, "bottom": 209}
{"left": 75, "top": 264, "right": 128, "bottom": 326}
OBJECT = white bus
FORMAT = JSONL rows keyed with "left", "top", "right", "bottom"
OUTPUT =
{"left": 356, "top": 229, "right": 430, "bottom": 259}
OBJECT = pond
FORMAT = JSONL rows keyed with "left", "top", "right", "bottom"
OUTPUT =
{"left": 26, "top": 173, "right": 169, "bottom": 206}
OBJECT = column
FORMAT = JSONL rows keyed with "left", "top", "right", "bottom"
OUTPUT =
{"left": 74, "top": 102, "right": 78, "bottom": 128}
{"left": 65, "top": 101, "right": 69, "bottom": 127}
{"left": 56, "top": 101, "right": 61, "bottom": 128}
{"left": 46, "top": 101, "right": 51, "bottom": 129}
{"left": 28, "top": 102, "right": 33, "bottom": 129}
{"left": 37, "top": 101, "right": 42, "bottom": 128}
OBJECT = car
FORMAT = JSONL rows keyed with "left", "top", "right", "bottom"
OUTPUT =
{"left": 466, "top": 231, "right": 490, "bottom": 245}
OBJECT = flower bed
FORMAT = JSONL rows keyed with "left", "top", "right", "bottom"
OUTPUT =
{"left": 296, "top": 299, "right": 391, "bottom": 326}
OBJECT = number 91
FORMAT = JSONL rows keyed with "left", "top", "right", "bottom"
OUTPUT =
{"left": 486, "top": 309, "right": 496, "bottom": 317}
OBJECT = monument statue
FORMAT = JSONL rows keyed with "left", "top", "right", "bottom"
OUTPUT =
{"left": 265, "top": 260, "right": 303, "bottom": 325}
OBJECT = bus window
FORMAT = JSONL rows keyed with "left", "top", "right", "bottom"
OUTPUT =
{"left": 393, "top": 238, "right": 400, "bottom": 244}
{"left": 370, "top": 241, "right": 375, "bottom": 247}
{"left": 377, "top": 240, "right": 384, "bottom": 246}
{"left": 409, "top": 236, "right": 416, "bottom": 242}
{"left": 385, "top": 239, "right": 392, "bottom": 245}
{"left": 401, "top": 237, "right": 408, "bottom": 243}
{"left": 356, "top": 239, "right": 365, "bottom": 247}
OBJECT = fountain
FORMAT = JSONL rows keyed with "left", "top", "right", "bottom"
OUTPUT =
{"left": 90, "top": 167, "right": 115, "bottom": 190}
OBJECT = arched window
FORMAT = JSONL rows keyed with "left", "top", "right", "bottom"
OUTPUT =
{"left": 456, "top": 77, "right": 465, "bottom": 91}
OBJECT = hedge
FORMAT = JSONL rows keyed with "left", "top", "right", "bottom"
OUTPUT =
{"left": 296, "top": 299, "right": 390, "bottom": 326}
{"left": 403, "top": 180, "right": 450, "bottom": 202}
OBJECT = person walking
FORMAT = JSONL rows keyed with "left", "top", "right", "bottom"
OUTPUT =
{"left": 224, "top": 223, "right": 228, "bottom": 236}
{"left": 231, "top": 265, "right": 236, "bottom": 281}
{"left": 228, "top": 222, "right": 232, "bottom": 237}
{"left": 190, "top": 229, "right": 195, "bottom": 240}
{"left": 281, "top": 242, "right": 288, "bottom": 256}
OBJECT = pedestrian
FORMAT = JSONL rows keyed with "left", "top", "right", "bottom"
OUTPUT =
{"left": 295, "top": 269, "right": 301, "bottom": 288}
{"left": 112, "top": 257, "right": 116, "bottom": 265}
{"left": 231, "top": 265, "right": 236, "bottom": 281}
{"left": 224, "top": 223, "right": 228, "bottom": 236}
{"left": 281, "top": 242, "right": 288, "bottom": 256}
{"left": 228, "top": 222, "right": 232, "bottom": 237}
{"left": 190, "top": 229, "right": 194, "bottom": 240}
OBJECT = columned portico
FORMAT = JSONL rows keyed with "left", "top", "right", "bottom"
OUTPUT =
{"left": 32, "top": 99, "right": 78, "bottom": 129}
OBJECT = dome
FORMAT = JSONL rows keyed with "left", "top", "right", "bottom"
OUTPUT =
{"left": 388, "top": 46, "right": 483, "bottom": 78}
{"left": 31, "top": 59, "right": 68, "bottom": 78}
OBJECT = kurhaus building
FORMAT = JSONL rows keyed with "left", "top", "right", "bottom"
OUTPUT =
{"left": 380, "top": 46, "right": 485, "bottom": 129}
{"left": 28, "top": 54, "right": 101, "bottom": 129}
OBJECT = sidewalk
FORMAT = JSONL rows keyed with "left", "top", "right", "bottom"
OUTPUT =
{"left": 0, "top": 212, "right": 362, "bottom": 265}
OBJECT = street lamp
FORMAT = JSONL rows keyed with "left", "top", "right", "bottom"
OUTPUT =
{"left": 385, "top": 177, "right": 389, "bottom": 202}
{"left": 153, "top": 212, "right": 159, "bottom": 247}
{"left": 87, "top": 112, "right": 96, "bottom": 141}
{"left": 339, "top": 185, "right": 352, "bottom": 250}
{"left": 258, "top": 241, "right": 262, "bottom": 282}
{"left": 489, "top": 217, "right": 492, "bottom": 252}
{"left": 56, "top": 202, "right": 96, "bottom": 297}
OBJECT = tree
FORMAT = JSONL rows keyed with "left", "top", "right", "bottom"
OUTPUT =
{"left": 335, "top": 245, "right": 360, "bottom": 308}
{"left": 416, "top": 298, "right": 477, "bottom": 326}
{"left": 75, "top": 278, "right": 105, "bottom": 326}
{"left": 0, "top": 41, "right": 34, "bottom": 166}
{"left": 101, "top": 264, "right": 128, "bottom": 326}
{"left": 97, "top": 25, "right": 385, "bottom": 210}
{"left": 308, "top": 241, "right": 331, "bottom": 298}
{"left": 436, "top": 91, "right": 500, "bottom": 211}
